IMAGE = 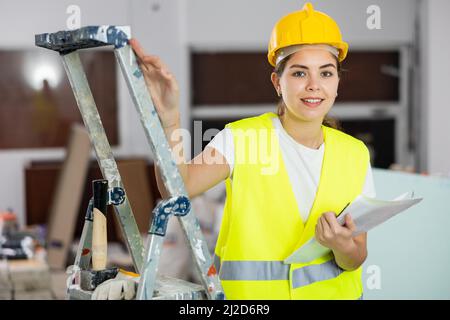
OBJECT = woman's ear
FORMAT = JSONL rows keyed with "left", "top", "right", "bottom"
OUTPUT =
{"left": 271, "top": 72, "right": 280, "bottom": 96}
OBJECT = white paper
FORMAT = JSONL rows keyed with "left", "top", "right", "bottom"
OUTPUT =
{"left": 283, "top": 192, "right": 423, "bottom": 264}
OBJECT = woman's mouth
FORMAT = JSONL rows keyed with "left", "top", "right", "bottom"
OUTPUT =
{"left": 301, "top": 98, "right": 324, "bottom": 108}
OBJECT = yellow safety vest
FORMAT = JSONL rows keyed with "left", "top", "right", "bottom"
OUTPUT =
{"left": 214, "top": 112, "right": 369, "bottom": 299}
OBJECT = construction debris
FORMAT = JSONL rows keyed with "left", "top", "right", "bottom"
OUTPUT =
{"left": 0, "top": 251, "right": 53, "bottom": 300}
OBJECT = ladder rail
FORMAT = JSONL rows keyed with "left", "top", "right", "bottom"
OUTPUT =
{"left": 73, "top": 199, "right": 94, "bottom": 270}
{"left": 135, "top": 234, "right": 163, "bottom": 300}
{"left": 61, "top": 51, "right": 144, "bottom": 273}
{"left": 115, "top": 45, "right": 224, "bottom": 299}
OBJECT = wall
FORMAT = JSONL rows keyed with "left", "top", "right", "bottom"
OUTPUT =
{"left": 129, "top": 0, "right": 190, "bottom": 155}
{"left": 187, "top": 0, "right": 415, "bottom": 49}
{"left": 364, "top": 169, "right": 450, "bottom": 299}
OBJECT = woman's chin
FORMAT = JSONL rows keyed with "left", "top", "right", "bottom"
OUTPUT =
{"left": 288, "top": 107, "right": 327, "bottom": 123}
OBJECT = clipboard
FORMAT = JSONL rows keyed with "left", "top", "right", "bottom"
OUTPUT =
{"left": 283, "top": 192, "right": 423, "bottom": 264}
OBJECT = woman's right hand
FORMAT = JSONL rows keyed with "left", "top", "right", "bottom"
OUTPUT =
{"left": 130, "top": 39, "right": 180, "bottom": 128}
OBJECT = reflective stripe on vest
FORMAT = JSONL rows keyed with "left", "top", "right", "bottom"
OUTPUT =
{"left": 220, "top": 260, "right": 289, "bottom": 281}
{"left": 215, "top": 255, "right": 343, "bottom": 288}
{"left": 291, "top": 259, "right": 343, "bottom": 289}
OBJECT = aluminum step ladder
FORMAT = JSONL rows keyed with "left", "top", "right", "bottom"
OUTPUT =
{"left": 35, "top": 25, "right": 224, "bottom": 300}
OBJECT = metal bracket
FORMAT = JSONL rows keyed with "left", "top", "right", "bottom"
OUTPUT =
{"left": 108, "top": 187, "right": 125, "bottom": 206}
{"left": 150, "top": 196, "right": 191, "bottom": 236}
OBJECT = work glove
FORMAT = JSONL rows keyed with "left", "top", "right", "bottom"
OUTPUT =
{"left": 92, "top": 269, "right": 140, "bottom": 300}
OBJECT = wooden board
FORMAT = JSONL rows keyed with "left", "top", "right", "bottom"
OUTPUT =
{"left": 46, "top": 124, "right": 91, "bottom": 270}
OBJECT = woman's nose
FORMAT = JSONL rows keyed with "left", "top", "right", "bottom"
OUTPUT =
{"left": 306, "top": 76, "right": 320, "bottom": 91}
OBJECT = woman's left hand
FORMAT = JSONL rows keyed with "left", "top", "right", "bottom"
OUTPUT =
{"left": 315, "top": 212, "right": 356, "bottom": 253}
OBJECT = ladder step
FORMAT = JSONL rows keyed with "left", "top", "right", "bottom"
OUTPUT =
{"left": 35, "top": 25, "right": 131, "bottom": 52}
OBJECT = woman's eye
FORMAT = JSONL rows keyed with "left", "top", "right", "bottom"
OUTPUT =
{"left": 321, "top": 71, "right": 334, "bottom": 77}
{"left": 292, "top": 71, "right": 306, "bottom": 77}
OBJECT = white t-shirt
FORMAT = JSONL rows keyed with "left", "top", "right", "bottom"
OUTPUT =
{"left": 206, "top": 117, "right": 376, "bottom": 223}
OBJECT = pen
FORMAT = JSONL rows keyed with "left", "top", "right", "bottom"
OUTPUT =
{"left": 336, "top": 202, "right": 350, "bottom": 218}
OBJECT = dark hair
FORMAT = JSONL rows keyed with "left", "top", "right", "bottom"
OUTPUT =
{"left": 274, "top": 52, "right": 342, "bottom": 130}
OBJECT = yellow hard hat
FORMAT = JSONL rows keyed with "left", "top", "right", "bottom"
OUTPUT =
{"left": 267, "top": 2, "right": 348, "bottom": 67}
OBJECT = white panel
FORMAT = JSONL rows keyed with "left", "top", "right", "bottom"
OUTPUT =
{"left": 363, "top": 169, "right": 450, "bottom": 299}
{"left": 130, "top": 0, "right": 191, "bottom": 159}
{"left": 423, "top": 0, "right": 450, "bottom": 175}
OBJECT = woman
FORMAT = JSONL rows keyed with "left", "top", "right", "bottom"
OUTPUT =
{"left": 130, "top": 2, "right": 375, "bottom": 299}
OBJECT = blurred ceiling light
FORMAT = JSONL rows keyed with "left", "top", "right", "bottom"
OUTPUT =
{"left": 23, "top": 51, "right": 63, "bottom": 91}
{"left": 29, "top": 64, "right": 61, "bottom": 90}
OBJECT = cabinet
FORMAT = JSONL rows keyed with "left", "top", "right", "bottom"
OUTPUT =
{"left": 25, "top": 159, "right": 161, "bottom": 243}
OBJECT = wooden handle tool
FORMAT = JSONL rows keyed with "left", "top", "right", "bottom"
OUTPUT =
{"left": 92, "top": 180, "right": 108, "bottom": 271}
